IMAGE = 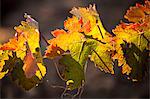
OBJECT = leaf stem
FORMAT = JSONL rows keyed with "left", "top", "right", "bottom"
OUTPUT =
{"left": 41, "top": 34, "right": 49, "bottom": 46}
{"left": 61, "top": 87, "right": 68, "bottom": 99}
{"left": 51, "top": 85, "right": 66, "bottom": 89}
{"left": 53, "top": 60, "right": 66, "bottom": 81}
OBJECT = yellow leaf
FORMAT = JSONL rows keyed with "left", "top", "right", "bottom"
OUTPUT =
{"left": 36, "top": 63, "right": 46, "bottom": 80}
{"left": 0, "top": 50, "right": 12, "bottom": 79}
{"left": 0, "top": 70, "right": 8, "bottom": 79}
{"left": 0, "top": 14, "right": 46, "bottom": 79}
{"left": 122, "top": 64, "right": 132, "bottom": 75}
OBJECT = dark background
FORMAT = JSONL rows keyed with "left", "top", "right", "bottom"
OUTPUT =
{"left": 0, "top": 0, "right": 149, "bottom": 98}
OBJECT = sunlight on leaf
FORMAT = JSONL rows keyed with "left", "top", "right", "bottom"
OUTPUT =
{"left": 0, "top": 14, "right": 46, "bottom": 90}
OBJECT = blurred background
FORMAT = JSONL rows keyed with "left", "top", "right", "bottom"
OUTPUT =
{"left": 0, "top": 0, "right": 149, "bottom": 98}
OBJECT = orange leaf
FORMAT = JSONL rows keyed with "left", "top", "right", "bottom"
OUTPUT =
{"left": 64, "top": 16, "right": 82, "bottom": 32}
{"left": 125, "top": 6, "right": 145, "bottom": 22}
{"left": 52, "top": 29, "right": 67, "bottom": 37}
{"left": 0, "top": 37, "right": 18, "bottom": 50}
{"left": 45, "top": 44, "right": 65, "bottom": 59}
{"left": 23, "top": 43, "right": 38, "bottom": 78}
{"left": 122, "top": 64, "right": 132, "bottom": 75}
{"left": 82, "top": 20, "right": 91, "bottom": 33}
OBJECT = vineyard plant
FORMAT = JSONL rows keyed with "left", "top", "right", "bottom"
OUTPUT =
{"left": 0, "top": 0, "right": 149, "bottom": 98}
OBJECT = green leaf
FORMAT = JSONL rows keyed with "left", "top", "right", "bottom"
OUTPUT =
{"left": 121, "top": 43, "right": 149, "bottom": 81}
{"left": 59, "top": 54, "right": 85, "bottom": 90}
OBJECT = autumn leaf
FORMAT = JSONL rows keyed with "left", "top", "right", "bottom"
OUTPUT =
{"left": 124, "top": 4, "right": 145, "bottom": 22}
{"left": 113, "top": 22, "right": 149, "bottom": 51}
{"left": 70, "top": 4, "right": 108, "bottom": 39}
{"left": 45, "top": 1, "right": 149, "bottom": 87}
{"left": 64, "top": 16, "right": 82, "bottom": 32}
{"left": 0, "top": 0, "right": 148, "bottom": 95}
{"left": 124, "top": 0, "right": 150, "bottom": 22}
{"left": 45, "top": 5, "right": 116, "bottom": 91}
{"left": 90, "top": 42, "right": 114, "bottom": 74}
{"left": 112, "top": 1, "right": 149, "bottom": 80}
{"left": 45, "top": 30, "right": 85, "bottom": 60}
{"left": 0, "top": 14, "right": 46, "bottom": 90}
{"left": 0, "top": 50, "right": 10, "bottom": 79}
{"left": 23, "top": 42, "right": 38, "bottom": 78}
{"left": 69, "top": 5, "right": 115, "bottom": 74}
{"left": 45, "top": 29, "right": 85, "bottom": 91}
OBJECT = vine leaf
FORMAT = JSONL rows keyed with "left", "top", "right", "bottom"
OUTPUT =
{"left": 113, "top": 22, "right": 149, "bottom": 51}
{"left": 0, "top": 14, "right": 46, "bottom": 90}
{"left": 23, "top": 42, "right": 38, "bottom": 78}
{"left": 70, "top": 4, "right": 109, "bottom": 40}
{"left": 112, "top": 0, "right": 149, "bottom": 80}
{"left": 44, "top": 29, "right": 85, "bottom": 92}
{"left": 59, "top": 54, "right": 85, "bottom": 90}
{"left": 0, "top": 50, "right": 10, "bottom": 79}
{"left": 45, "top": 1, "right": 149, "bottom": 89}
{"left": 90, "top": 43, "right": 114, "bottom": 74}
{"left": 124, "top": 0, "right": 150, "bottom": 22}
{"left": 0, "top": 0, "right": 148, "bottom": 94}
{"left": 124, "top": 4, "right": 145, "bottom": 22}
{"left": 45, "top": 29, "right": 84, "bottom": 60}
{"left": 121, "top": 43, "right": 148, "bottom": 81}
{"left": 45, "top": 5, "right": 115, "bottom": 92}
